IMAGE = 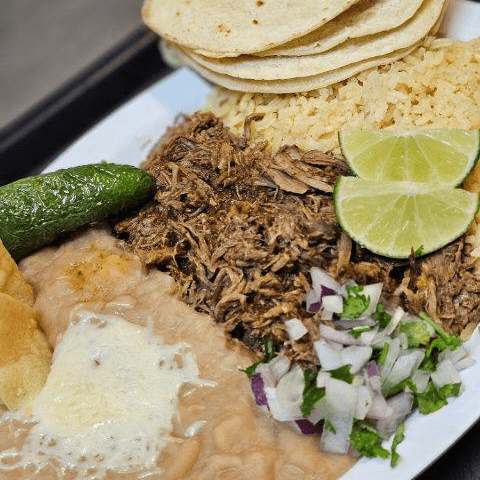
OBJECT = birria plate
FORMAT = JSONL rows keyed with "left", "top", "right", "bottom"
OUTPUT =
{"left": 41, "top": 2, "right": 480, "bottom": 479}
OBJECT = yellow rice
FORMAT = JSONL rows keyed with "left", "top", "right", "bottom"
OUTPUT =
{"left": 207, "top": 37, "right": 480, "bottom": 155}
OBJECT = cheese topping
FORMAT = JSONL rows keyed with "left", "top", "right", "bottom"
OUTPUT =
{"left": 0, "top": 310, "right": 205, "bottom": 479}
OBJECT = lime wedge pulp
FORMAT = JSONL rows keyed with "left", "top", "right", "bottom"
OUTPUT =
{"left": 339, "top": 129, "right": 480, "bottom": 186}
{"left": 334, "top": 176, "right": 479, "bottom": 259}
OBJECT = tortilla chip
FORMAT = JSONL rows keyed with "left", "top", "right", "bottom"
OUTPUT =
{"left": 0, "top": 293, "right": 51, "bottom": 410}
{"left": 0, "top": 338, "right": 51, "bottom": 411}
{"left": 0, "top": 239, "right": 35, "bottom": 306}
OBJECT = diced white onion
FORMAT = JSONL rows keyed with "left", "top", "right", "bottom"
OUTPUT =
{"left": 381, "top": 337, "right": 401, "bottom": 378}
{"left": 355, "top": 385, "right": 374, "bottom": 420}
{"left": 319, "top": 377, "right": 358, "bottom": 454}
{"left": 376, "top": 391, "right": 413, "bottom": 436}
{"left": 360, "top": 328, "right": 380, "bottom": 346}
{"left": 321, "top": 309, "right": 334, "bottom": 321}
{"left": 383, "top": 306, "right": 405, "bottom": 335}
{"left": 360, "top": 283, "right": 384, "bottom": 318}
{"left": 411, "top": 370, "right": 430, "bottom": 393}
{"left": 431, "top": 358, "right": 462, "bottom": 389}
{"left": 284, "top": 318, "right": 309, "bottom": 341}
{"left": 266, "top": 364, "right": 304, "bottom": 421}
{"left": 455, "top": 356, "right": 476, "bottom": 370}
{"left": 322, "top": 295, "right": 344, "bottom": 314}
{"left": 314, "top": 339, "right": 344, "bottom": 370}
{"left": 366, "top": 393, "right": 394, "bottom": 420}
{"left": 305, "top": 288, "right": 321, "bottom": 312}
{"left": 321, "top": 413, "right": 354, "bottom": 455}
{"left": 268, "top": 355, "right": 291, "bottom": 383}
{"left": 382, "top": 349, "right": 425, "bottom": 396}
{"left": 310, "top": 267, "right": 342, "bottom": 295}
{"left": 336, "top": 318, "right": 376, "bottom": 329}
{"left": 254, "top": 362, "right": 276, "bottom": 389}
{"left": 441, "top": 346, "right": 475, "bottom": 371}
{"left": 319, "top": 324, "right": 361, "bottom": 345}
{"left": 341, "top": 345, "right": 373, "bottom": 373}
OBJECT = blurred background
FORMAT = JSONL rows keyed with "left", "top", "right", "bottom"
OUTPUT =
{"left": 0, "top": 0, "right": 171, "bottom": 182}
{"left": 2, "top": 0, "right": 142, "bottom": 130}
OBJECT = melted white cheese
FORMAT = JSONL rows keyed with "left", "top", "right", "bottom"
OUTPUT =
{"left": 0, "top": 311, "right": 205, "bottom": 479}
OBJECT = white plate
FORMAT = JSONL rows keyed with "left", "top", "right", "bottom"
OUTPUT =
{"left": 42, "top": 2, "right": 480, "bottom": 479}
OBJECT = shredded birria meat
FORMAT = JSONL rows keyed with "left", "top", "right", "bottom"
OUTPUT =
{"left": 115, "top": 112, "right": 480, "bottom": 366}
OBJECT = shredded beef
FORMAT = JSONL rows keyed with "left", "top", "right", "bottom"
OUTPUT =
{"left": 399, "top": 238, "right": 480, "bottom": 336}
{"left": 114, "top": 111, "right": 480, "bottom": 366}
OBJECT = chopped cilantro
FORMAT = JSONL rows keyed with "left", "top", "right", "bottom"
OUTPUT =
{"left": 349, "top": 420, "right": 389, "bottom": 459}
{"left": 348, "top": 324, "right": 374, "bottom": 339}
{"left": 372, "top": 303, "right": 392, "bottom": 329}
{"left": 264, "top": 338, "right": 276, "bottom": 362}
{"left": 390, "top": 421, "right": 405, "bottom": 467}
{"left": 419, "top": 313, "right": 462, "bottom": 351}
{"left": 439, "top": 382, "right": 462, "bottom": 398}
{"left": 242, "top": 361, "right": 261, "bottom": 378}
{"left": 327, "top": 365, "right": 354, "bottom": 384}
{"left": 324, "top": 418, "right": 337, "bottom": 434}
{"left": 377, "top": 342, "right": 390, "bottom": 366}
{"left": 414, "top": 245, "right": 425, "bottom": 257}
{"left": 341, "top": 285, "right": 370, "bottom": 319}
{"left": 300, "top": 368, "right": 326, "bottom": 417}
{"left": 419, "top": 348, "right": 439, "bottom": 372}
{"left": 398, "top": 321, "right": 431, "bottom": 347}
{"left": 385, "top": 377, "right": 417, "bottom": 399}
{"left": 415, "top": 381, "right": 461, "bottom": 414}
{"left": 416, "top": 313, "right": 462, "bottom": 372}
{"left": 241, "top": 339, "right": 277, "bottom": 377}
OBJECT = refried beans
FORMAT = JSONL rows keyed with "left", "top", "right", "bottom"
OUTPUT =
{"left": 0, "top": 226, "right": 355, "bottom": 480}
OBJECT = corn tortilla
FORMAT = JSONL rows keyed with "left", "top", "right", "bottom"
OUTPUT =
{"left": 166, "top": 40, "right": 420, "bottom": 94}
{"left": 256, "top": 0, "right": 426, "bottom": 57}
{"left": 142, "top": 0, "right": 362, "bottom": 56}
{"left": 183, "top": 0, "right": 445, "bottom": 80}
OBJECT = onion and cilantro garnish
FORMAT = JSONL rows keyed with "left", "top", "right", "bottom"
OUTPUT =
{"left": 243, "top": 267, "right": 474, "bottom": 467}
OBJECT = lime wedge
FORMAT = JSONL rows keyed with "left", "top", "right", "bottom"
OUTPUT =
{"left": 339, "top": 129, "right": 480, "bottom": 186}
{"left": 334, "top": 176, "right": 479, "bottom": 258}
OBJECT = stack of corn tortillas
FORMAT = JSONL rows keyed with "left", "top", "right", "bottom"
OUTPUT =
{"left": 143, "top": 0, "right": 447, "bottom": 93}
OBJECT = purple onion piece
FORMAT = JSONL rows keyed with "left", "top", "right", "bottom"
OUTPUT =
{"left": 321, "top": 285, "right": 336, "bottom": 297}
{"left": 295, "top": 419, "right": 323, "bottom": 435}
{"left": 306, "top": 285, "right": 338, "bottom": 313}
{"left": 306, "top": 289, "right": 321, "bottom": 312}
{"left": 251, "top": 373, "right": 269, "bottom": 408}
{"left": 367, "top": 361, "right": 380, "bottom": 377}
{"left": 308, "top": 300, "right": 323, "bottom": 313}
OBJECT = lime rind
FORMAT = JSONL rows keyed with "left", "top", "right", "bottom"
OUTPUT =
{"left": 338, "top": 129, "right": 480, "bottom": 187}
{"left": 334, "top": 176, "right": 479, "bottom": 259}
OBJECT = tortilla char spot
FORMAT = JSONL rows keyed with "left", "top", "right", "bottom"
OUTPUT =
{"left": 216, "top": 23, "right": 231, "bottom": 35}
{"left": 252, "top": 19, "right": 259, "bottom": 25}
{"left": 256, "top": 0, "right": 265, "bottom": 6}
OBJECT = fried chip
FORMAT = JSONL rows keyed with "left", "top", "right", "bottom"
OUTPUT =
{"left": 0, "top": 239, "right": 35, "bottom": 306}
{"left": 0, "top": 292, "right": 51, "bottom": 410}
